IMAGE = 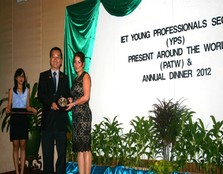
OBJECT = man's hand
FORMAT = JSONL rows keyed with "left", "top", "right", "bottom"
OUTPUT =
{"left": 51, "top": 102, "right": 59, "bottom": 110}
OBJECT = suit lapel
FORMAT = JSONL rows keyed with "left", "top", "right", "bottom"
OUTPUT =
{"left": 57, "top": 71, "right": 64, "bottom": 93}
{"left": 47, "top": 70, "right": 55, "bottom": 93}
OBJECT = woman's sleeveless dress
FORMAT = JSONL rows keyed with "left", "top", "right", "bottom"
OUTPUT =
{"left": 71, "top": 72, "right": 92, "bottom": 152}
{"left": 10, "top": 88, "right": 29, "bottom": 141}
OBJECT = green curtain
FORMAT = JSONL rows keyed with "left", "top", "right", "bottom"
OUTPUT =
{"left": 101, "top": 0, "right": 142, "bottom": 17}
{"left": 64, "top": 0, "right": 142, "bottom": 86}
{"left": 64, "top": 0, "right": 100, "bottom": 87}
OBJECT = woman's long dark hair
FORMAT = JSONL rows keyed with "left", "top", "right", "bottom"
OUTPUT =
{"left": 13, "top": 68, "right": 27, "bottom": 94}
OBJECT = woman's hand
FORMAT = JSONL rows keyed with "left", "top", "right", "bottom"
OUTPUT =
{"left": 5, "top": 106, "right": 10, "bottom": 114}
{"left": 66, "top": 102, "right": 75, "bottom": 111}
{"left": 32, "top": 107, "right": 37, "bottom": 114}
{"left": 67, "top": 97, "right": 73, "bottom": 103}
{"left": 27, "top": 106, "right": 38, "bottom": 114}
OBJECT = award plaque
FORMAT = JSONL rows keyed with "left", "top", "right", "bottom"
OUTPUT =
{"left": 58, "top": 96, "right": 68, "bottom": 109}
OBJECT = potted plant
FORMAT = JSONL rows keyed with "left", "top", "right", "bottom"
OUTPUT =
{"left": 149, "top": 98, "right": 194, "bottom": 162}
{"left": 0, "top": 82, "right": 42, "bottom": 160}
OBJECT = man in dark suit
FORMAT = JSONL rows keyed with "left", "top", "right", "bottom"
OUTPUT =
{"left": 38, "top": 47, "right": 71, "bottom": 174}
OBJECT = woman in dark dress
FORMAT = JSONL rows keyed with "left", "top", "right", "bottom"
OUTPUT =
{"left": 66, "top": 52, "right": 92, "bottom": 174}
{"left": 6, "top": 68, "right": 36, "bottom": 174}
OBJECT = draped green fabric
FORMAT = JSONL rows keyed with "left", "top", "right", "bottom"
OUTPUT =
{"left": 64, "top": 0, "right": 100, "bottom": 87}
{"left": 101, "top": 0, "right": 142, "bottom": 17}
{"left": 64, "top": 0, "right": 142, "bottom": 86}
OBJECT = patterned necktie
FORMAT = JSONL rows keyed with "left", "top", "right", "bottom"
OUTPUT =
{"left": 53, "top": 72, "right": 57, "bottom": 93}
